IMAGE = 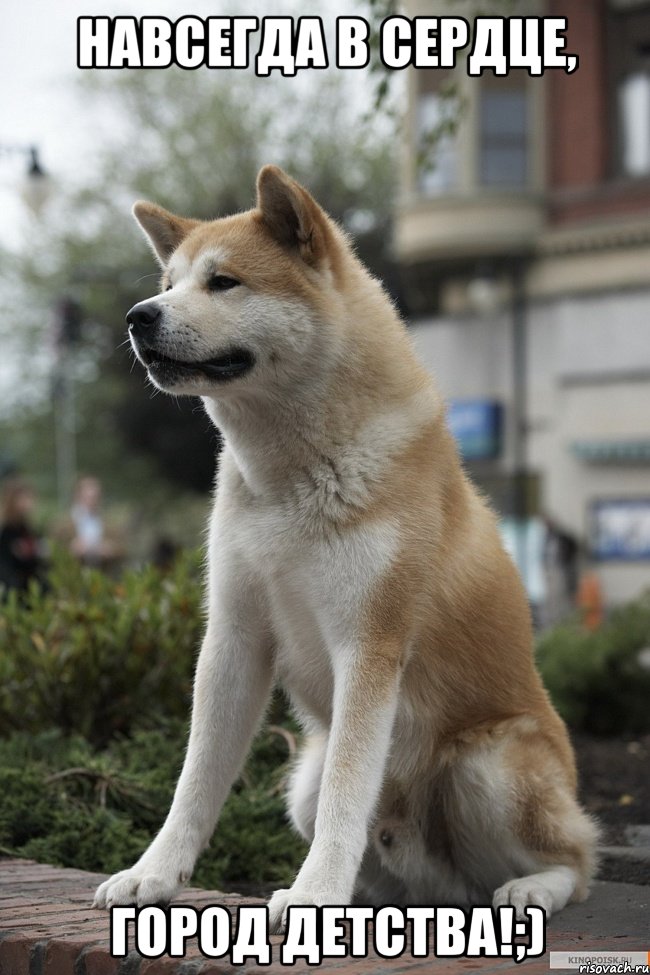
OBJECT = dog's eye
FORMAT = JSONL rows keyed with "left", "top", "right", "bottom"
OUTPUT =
{"left": 165, "top": 283, "right": 173, "bottom": 292}
{"left": 208, "top": 275, "right": 240, "bottom": 291}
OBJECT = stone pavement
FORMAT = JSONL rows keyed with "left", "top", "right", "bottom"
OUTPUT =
{"left": 0, "top": 859, "right": 647, "bottom": 975}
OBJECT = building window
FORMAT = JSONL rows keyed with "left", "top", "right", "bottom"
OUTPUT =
{"left": 416, "top": 71, "right": 459, "bottom": 196}
{"left": 609, "top": 5, "right": 650, "bottom": 178}
{"left": 619, "top": 72, "right": 650, "bottom": 175}
{"left": 479, "top": 78, "right": 529, "bottom": 188}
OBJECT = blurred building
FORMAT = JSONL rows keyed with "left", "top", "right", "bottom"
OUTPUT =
{"left": 395, "top": 0, "right": 650, "bottom": 607}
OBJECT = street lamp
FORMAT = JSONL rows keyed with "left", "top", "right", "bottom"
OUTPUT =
{"left": 0, "top": 144, "right": 76, "bottom": 510}
{"left": 510, "top": 258, "right": 530, "bottom": 594}
{"left": 0, "top": 143, "right": 51, "bottom": 214}
{"left": 52, "top": 298, "right": 83, "bottom": 509}
{"left": 467, "top": 258, "right": 530, "bottom": 593}
{"left": 2, "top": 144, "right": 82, "bottom": 508}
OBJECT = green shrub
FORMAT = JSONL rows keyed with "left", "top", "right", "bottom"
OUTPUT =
{"left": 0, "top": 552, "right": 307, "bottom": 889}
{"left": 537, "top": 592, "right": 650, "bottom": 735}
{"left": 0, "top": 723, "right": 307, "bottom": 889}
{"left": 0, "top": 549, "right": 204, "bottom": 745}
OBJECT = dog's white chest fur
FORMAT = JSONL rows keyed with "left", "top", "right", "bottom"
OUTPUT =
{"left": 225, "top": 471, "right": 399, "bottom": 726}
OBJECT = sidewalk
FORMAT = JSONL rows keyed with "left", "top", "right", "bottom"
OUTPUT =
{"left": 0, "top": 859, "right": 647, "bottom": 974}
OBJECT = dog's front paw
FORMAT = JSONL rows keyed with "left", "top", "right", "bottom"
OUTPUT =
{"left": 93, "top": 865, "right": 184, "bottom": 909}
{"left": 267, "top": 884, "right": 348, "bottom": 933}
{"left": 492, "top": 878, "right": 554, "bottom": 919}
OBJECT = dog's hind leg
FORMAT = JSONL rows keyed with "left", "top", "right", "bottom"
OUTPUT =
{"left": 489, "top": 718, "right": 600, "bottom": 919}
{"left": 390, "top": 715, "right": 600, "bottom": 917}
{"left": 491, "top": 786, "right": 599, "bottom": 918}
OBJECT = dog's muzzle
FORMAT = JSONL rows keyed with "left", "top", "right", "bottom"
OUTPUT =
{"left": 126, "top": 300, "right": 255, "bottom": 385}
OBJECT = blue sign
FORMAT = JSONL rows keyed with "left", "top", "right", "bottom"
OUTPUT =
{"left": 590, "top": 498, "right": 650, "bottom": 561}
{"left": 448, "top": 400, "right": 503, "bottom": 461}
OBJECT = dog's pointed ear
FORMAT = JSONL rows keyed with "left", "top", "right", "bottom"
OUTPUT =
{"left": 256, "top": 165, "right": 329, "bottom": 267}
{"left": 132, "top": 202, "right": 198, "bottom": 266}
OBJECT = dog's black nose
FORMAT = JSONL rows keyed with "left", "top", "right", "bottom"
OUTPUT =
{"left": 126, "top": 301, "right": 161, "bottom": 334}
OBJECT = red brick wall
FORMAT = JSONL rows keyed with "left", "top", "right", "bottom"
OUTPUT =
{"left": 546, "top": 0, "right": 650, "bottom": 225}
{"left": 547, "top": 0, "right": 609, "bottom": 192}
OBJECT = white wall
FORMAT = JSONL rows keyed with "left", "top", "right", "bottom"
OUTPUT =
{"left": 409, "top": 288, "right": 650, "bottom": 604}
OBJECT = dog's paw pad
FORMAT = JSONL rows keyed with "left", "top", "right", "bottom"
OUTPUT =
{"left": 267, "top": 885, "right": 347, "bottom": 934}
{"left": 94, "top": 869, "right": 180, "bottom": 909}
{"left": 267, "top": 888, "right": 296, "bottom": 934}
{"left": 492, "top": 879, "right": 554, "bottom": 919}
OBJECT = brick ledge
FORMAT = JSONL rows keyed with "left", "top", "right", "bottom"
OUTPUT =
{"left": 0, "top": 858, "right": 647, "bottom": 974}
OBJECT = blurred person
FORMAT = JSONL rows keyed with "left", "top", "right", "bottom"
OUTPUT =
{"left": 542, "top": 514, "right": 580, "bottom": 626}
{"left": 152, "top": 536, "right": 178, "bottom": 573}
{"left": 0, "top": 477, "right": 46, "bottom": 593}
{"left": 577, "top": 570, "right": 604, "bottom": 632}
{"left": 69, "top": 476, "right": 121, "bottom": 569}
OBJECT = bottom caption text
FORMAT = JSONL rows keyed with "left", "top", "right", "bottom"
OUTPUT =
{"left": 110, "top": 903, "right": 546, "bottom": 965}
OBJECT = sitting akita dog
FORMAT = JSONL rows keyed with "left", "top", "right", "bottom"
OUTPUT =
{"left": 94, "top": 166, "right": 597, "bottom": 927}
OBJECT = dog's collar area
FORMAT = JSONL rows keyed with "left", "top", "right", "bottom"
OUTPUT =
{"left": 140, "top": 346, "right": 255, "bottom": 381}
